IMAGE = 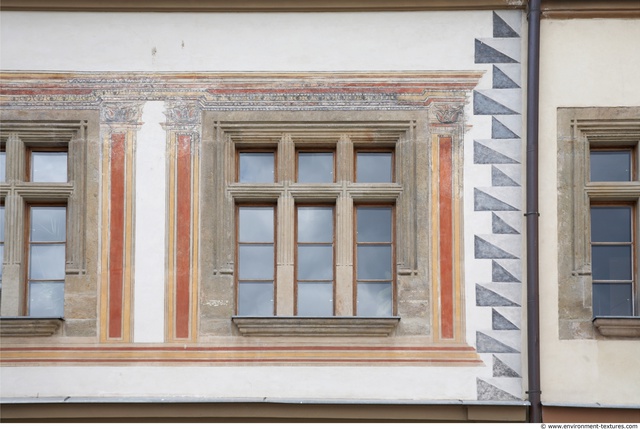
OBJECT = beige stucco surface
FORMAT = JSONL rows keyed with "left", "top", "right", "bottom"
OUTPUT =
{"left": 539, "top": 18, "right": 640, "bottom": 406}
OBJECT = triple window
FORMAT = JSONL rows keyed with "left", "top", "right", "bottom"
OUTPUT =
{"left": 234, "top": 143, "right": 397, "bottom": 317}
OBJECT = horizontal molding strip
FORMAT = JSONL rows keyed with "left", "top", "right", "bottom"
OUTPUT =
{"left": 0, "top": 344, "right": 483, "bottom": 367}
{"left": 0, "top": 0, "right": 526, "bottom": 12}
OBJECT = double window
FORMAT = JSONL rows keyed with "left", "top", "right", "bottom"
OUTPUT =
{"left": 557, "top": 107, "right": 640, "bottom": 338}
{"left": 231, "top": 131, "right": 399, "bottom": 318}
{"left": 0, "top": 116, "right": 88, "bottom": 322}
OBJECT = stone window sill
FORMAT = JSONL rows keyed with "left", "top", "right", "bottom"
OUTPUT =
{"left": 232, "top": 316, "right": 400, "bottom": 337}
{"left": 592, "top": 317, "right": 640, "bottom": 338}
{"left": 0, "top": 317, "right": 64, "bottom": 337}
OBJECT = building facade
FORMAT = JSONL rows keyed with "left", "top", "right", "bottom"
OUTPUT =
{"left": 0, "top": 0, "right": 638, "bottom": 423}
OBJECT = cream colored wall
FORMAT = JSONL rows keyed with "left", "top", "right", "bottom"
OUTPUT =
{"left": 539, "top": 18, "right": 640, "bottom": 406}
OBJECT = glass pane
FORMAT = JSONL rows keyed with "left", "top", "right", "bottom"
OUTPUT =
{"left": 0, "top": 206, "right": 4, "bottom": 241}
{"left": 357, "top": 152, "right": 392, "bottom": 183}
{"left": 31, "top": 207, "right": 66, "bottom": 242}
{"left": 239, "top": 152, "right": 274, "bottom": 183}
{"left": 590, "top": 150, "right": 632, "bottom": 182}
{"left": 31, "top": 152, "right": 68, "bottom": 182}
{"left": 357, "top": 245, "right": 392, "bottom": 280}
{"left": 29, "top": 281, "right": 65, "bottom": 317}
{"left": 0, "top": 245, "right": 3, "bottom": 279}
{"left": 239, "top": 207, "right": 273, "bottom": 242}
{"left": 298, "top": 244, "right": 333, "bottom": 280}
{"left": 357, "top": 282, "right": 392, "bottom": 316}
{"left": 297, "top": 282, "right": 333, "bottom": 316}
{"left": 298, "top": 152, "right": 334, "bottom": 183}
{"left": 593, "top": 283, "right": 633, "bottom": 316}
{"left": 298, "top": 207, "right": 333, "bottom": 242}
{"left": 592, "top": 245, "right": 632, "bottom": 280}
{"left": 238, "top": 244, "right": 274, "bottom": 280}
{"left": 591, "top": 206, "right": 631, "bottom": 243}
{"left": 357, "top": 207, "right": 392, "bottom": 242}
{"left": 0, "top": 152, "right": 5, "bottom": 182}
{"left": 237, "top": 282, "right": 273, "bottom": 316}
{"left": 29, "top": 244, "right": 66, "bottom": 280}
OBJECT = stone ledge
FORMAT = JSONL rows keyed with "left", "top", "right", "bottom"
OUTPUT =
{"left": 0, "top": 317, "right": 64, "bottom": 337}
{"left": 593, "top": 317, "right": 640, "bottom": 338}
{"left": 232, "top": 316, "right": 400, "bottom": 337}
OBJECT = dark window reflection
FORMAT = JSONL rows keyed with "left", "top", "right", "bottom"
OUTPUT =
{"left": 593, "top": 283, "right": 633, "bottom": 316}
{"left": 591, "top": 207, "right": 631, "bottom": 243}
{"left": 590, "top": 150, "right": 631, "bottom": 182}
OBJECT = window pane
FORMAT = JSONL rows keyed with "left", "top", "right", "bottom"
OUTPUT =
{"left": 238, "top": 282, "right": 274, "bottom": 316}
{"left": 29, "top": 281, "right": 64, "bottom": 317}
{"left": 239, "top": 152, "right": 274, "bottom": 183}
{"left": 238, "top": 244, "right": 274, "bottom": 280}
{"left": 357, "top": 207, "right": 392, "bottom": 242}
{"left": 590, "top": 150, "right": 632, "bottom": 182}
{"left": 591, "top": 207, "right": 631, "bottom": 243}
{"left": 31, "top": 152, "right": 68, "bottom": 182}
{"left": 0, "top": 245, "right": 3, "bottom": 280}
{"left": 239, "top": 207, "right": 273, "bottom": 242}
{"left": 31, "top": 207, "right": 66, "bottom": 242}
{"left": 297, "top": 283, "right": 333, "bottom": 316}
{"left": 357, "top": 245, "right": 392, "bottom": 280}
{"left": 298, "top": 207, "right": 333, "bottom": 242}
{"left": 357, "top": 282, "right": 392, "bottom": 316}
{"left": 29, "top": 244, "right": 66, "bottom": 280}
{"left": 0, "top": 152, "right": 5, "bottom": 182}
{"left": 357, "top": 152, "right": 392, "bottom": 183}
{"left": 0, "top": 206, "right": 4, "bottom": 242}
{"left": 593, "top": 283, "right": 633, "bottom": 316}
{"left": 592, "top": 245, "right": 632, "bottom": 280}
{"left": 298, "top": 244, "right": 333, "bottom": 280}
{"left": 298, "top": 152, "right": 334, "bottom": 183}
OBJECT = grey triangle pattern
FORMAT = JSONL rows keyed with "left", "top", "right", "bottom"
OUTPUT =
{"left": 474, "top": 91, "right": 519, "bottom": 115}
{"left": 474, "top": 10, "right": 523, "bottom": 403}
{"left": 492, "top": 213, "right": 520, "bottom": 234}
{"left": 475, "top": 39, "right": 519, "bottom": 64}
{"left": 477, "top": 379, "right": 520, "bottom": 401}
{"left": 493, "top": 65, "right": 520, "bottom": 89}
{"left": 492, "top": 116, "right": 520, "bottom": 138}
{"left": 476, "top": 284, "right": 520, "bottom": 307}
{"left": 492, "top": 166, "right": 520, "bottom": 187}
{"left": 475, "top": 141, "right": 519, "bottom": 165}
{"left": 492, "top": 260, "right": 520, "bottom": 282}
{"left": 492, "top": 309, "right": 520, "bottom": 331}
{"left": 493, "top": 11, "right": 520, "bottom": 38}
{"left": 493, "top": 355, "right": 521, "bottom": 377}
{"left": 474, "top": 189, "right": 519, "bottom": 212}
{"left": 477, "top": 332, "right": 519, "bottom": 353}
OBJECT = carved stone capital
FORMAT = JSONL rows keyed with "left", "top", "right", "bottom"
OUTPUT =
{"left": 433, "top": 104, "right": 465, "bottom": 124}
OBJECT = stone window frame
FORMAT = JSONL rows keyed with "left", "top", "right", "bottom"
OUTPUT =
{"left": 202, "top": 110, "right": 432, "bottom": 337}
{"left": 0, "top": 109, "right": 96, "bottom": 337}
{"left": 557, "top": 106, "right": 640, "bottom": 339}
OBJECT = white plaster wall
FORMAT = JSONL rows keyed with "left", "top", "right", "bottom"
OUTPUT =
{"left": 133, "top": 101, "right": 167, "bottom": 343}
{"left": 538, "top": 18, "right": 640, "bottom": 406}
{"left": 1, "top": 366, "right": 482, "bottom": 401}
{"left": 0, "top": 11, "right": 492, "bottom": 72}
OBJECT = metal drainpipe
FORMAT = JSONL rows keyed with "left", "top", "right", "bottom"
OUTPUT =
{"left": 526, "top": 0, "right": 542, "bottom": 423}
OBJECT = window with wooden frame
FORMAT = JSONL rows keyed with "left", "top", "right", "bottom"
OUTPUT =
{"left": 0, "top": 115, "right": 89, "bottom": 330}
{"left": 25, "top": 204, "right": 67, "bottom": 317}
{"left": 557, "top": 107, "right": 640, "bottom": 338}
{"left": 225, "top": 122, "right": 404, "bottom": 333}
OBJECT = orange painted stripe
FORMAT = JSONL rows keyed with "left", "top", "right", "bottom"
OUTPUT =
{"left": 439, "top": 136, "right": 454, "bottom": 339}
{"left": 108, "top": 133, "right": 126, "bottom": 339}
{"left": 175, "top": 135, "right": 191, "bottom": 339}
